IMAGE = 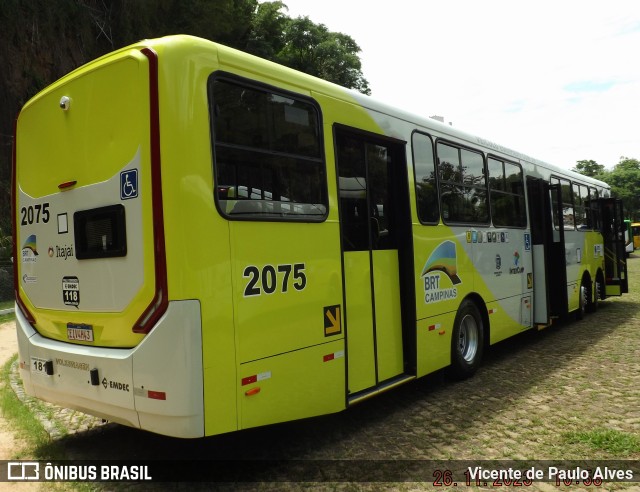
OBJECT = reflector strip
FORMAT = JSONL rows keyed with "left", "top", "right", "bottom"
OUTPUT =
{"left": 134, "top": 387, "right": 166, "bottom": 400}
{"left": 428, "top": 323, "right": 441, "bottom": 331}
{"left": 241, "top": 371, "right": 271, "bottom": 386}
{"left": 489, "top": 308, "right": 498, "bottom": 314}
{"left": 323, "top": 350, "right": 344, "bottom": 362}
{"left": 241, "top": 375, "right": 257, "bottom": 386}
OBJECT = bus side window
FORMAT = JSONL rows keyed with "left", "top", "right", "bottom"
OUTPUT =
{"left": 574, "top": 184, "right": 589, "bottom": 230}
{"left": 437, "top": 142, "right": 488, "bottom": 224}
{"left": 584, "top": 186, "right": 600, "bottom": 230}
{"left": 337, "top": 136, "right": 369, "bottom": 251}
{"left": 488, "top": 157, "right": 526, "bottom": 228}
{"left": 551, "top": 176, "right": 575, "bottom": 230}
{"left": 209, "top": 74, "right": 327, "bottom": 221}
{"left": 411, "top": 132, "right": 439, "bottom": 224}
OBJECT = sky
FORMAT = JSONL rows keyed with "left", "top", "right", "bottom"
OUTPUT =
{"left": 277, "top": 0, "right": 640, "bottom": 170}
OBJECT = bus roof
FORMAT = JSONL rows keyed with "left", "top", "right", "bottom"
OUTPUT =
{"left": 26, "top": 34, "right": 610, "bottom": 192}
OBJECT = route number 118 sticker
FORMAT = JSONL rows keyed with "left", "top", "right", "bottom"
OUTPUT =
{"left": 62, "top": 276, "right": 80, "bottom": 308}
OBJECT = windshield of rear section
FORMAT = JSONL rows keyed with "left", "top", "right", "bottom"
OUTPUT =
{"left": 209, "top": 73, "right": 328, "bottom": 221}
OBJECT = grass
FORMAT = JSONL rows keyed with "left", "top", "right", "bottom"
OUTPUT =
{"left": 0, "top": 323, "right": 90, "bottom": 492}
{"left": 563, "top": 429, "right": 640, "bottom": 456}
{"left": 0, "top": 300, "right": 14, "bottom": 310}
{"left": 0, "top": 311, "right": 15, "bottom": 324}
{"left": 0, "top": 354, "right": 50, "bottom": 456}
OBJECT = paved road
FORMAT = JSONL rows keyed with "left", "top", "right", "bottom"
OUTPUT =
{"left": 3, "top": 258, "right": 640, "bottom": 490}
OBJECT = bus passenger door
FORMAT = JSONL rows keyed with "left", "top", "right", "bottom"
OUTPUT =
{"left": 335, "top": 129, "right": 414, "bottom": 400}
{"left": 597, "top": 198, "right": 628, "bottom": 296}
{"left": 526, "top": 178, "right": 568, "bottom": 324}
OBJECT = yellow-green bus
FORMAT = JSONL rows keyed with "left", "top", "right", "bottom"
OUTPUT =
{"left": 632, "top": 222, "right": 640, "bottom": 250}
{"left": 625, "top": 219, "right": 634, "bottom": 255}
{"left": 13, "top": 35, "right": 628, "bottom": 438}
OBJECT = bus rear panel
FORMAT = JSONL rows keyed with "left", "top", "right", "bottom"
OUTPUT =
{"left": 14, "top": 44, "right": 205, "bottom": 437}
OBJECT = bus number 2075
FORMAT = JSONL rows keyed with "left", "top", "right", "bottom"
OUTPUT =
{"left": 243, "top": 263, "right": 307, "bottom": 297}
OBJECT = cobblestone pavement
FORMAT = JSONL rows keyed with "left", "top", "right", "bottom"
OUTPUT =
{"left": 9, "top": 361, "right": 105, "bottom": 440}
{"left": 5, "top": 257, "right": 640, "bottom": 491}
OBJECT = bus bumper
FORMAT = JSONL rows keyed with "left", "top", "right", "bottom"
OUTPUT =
{"left": 15, "top": 300, "right": 204, "bottom": 438}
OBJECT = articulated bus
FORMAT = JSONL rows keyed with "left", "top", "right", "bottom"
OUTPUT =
{"left": 13, "top": 35, "right": 628, "bottom": 438}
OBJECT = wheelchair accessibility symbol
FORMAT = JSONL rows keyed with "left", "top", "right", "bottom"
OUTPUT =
{"left": 120, "top": 169, "right": 138, "bottom": 200}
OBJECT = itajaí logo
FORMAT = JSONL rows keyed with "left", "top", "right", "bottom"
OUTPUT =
{"left": 421, "top": 240, "right": 461, "bottom": 304}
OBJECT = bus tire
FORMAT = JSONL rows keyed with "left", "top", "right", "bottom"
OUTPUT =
{"left": 586, "top": 279, "right": 598, "bottom": 313}
{"left": 448, "top": 299, "right": 484, "bottom": 380}
{"left": 576, "top": 281, "right": 587, "bottom": 320}
{"left": 596, "top": 272, "right": 605, "bottom": 302}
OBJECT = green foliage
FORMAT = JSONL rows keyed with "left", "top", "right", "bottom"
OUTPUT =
{"left": 165, "top": 0, "right": 258, "bottom": 48}
{"left": 0, "top": 230, "right": 11, "bottom": 261}
{"left": 276, "top": 16, "right": 371, "bottom": 95}
{"left": 245, "top": 1, "right": 289, "bottom": 59}
{"left": 0, "top": 180, "right": 10, "bottom": 247}
{"left": 0, "top": 0, "right": 370, "bottom": 239}
{"left": 574, "top": 157, "right": 640, "bottom": 220}
{"left": 602, "top": 157, "right": 640, "bottom": 220}
{"left": 572, "top": 159, "right": 605, "bottom": 178}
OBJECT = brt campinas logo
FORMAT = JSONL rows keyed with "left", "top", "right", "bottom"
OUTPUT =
{"left": 421, "top": 240, "right": 461, "bottom": 304}
{"left": 21, "top": 234, "right": 38, "bottom": 261}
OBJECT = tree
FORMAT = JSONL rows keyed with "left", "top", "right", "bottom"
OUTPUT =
{"left": 245, "top": 1, "right": 289, "bottom": 59}
{"left": 0, "top": 1, "right": 371, "bottom": 244}
{"left": 599, "top": 157, "right": 640, "bottom": 220}
{"left": 572, "top": 159, "right": 605, "bottom": 178}
{"left": 276, "top": 15, "right": 371, "bottom": 95}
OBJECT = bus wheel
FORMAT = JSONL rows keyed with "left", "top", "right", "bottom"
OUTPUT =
{"left": 586, "top": 279, "right": 598, "bottom": 313}
{"left": 448, "top": 300, "right": 484, "bottom": 379}
{"left": 576, "top": 281, "right": 587, "bottom": 320}
{"left": 596, "top": 273, "right": 605, "bottom": 302}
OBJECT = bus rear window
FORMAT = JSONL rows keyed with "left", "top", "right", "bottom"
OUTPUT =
{"left": 209, "top": 74, "right": 327, "bottom": 221}
{"left": 74, "top": 205, "right": 127, "bottom": 259}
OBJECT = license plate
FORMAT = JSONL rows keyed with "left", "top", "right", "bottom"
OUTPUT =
{"left": 67, "top": 323, "right": 94, "bottom": 342}
{"left": 31, "top": 357, "right": 51, "bottom": 376}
